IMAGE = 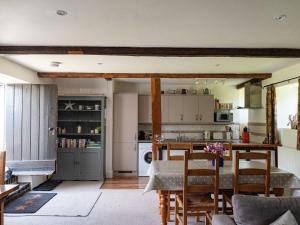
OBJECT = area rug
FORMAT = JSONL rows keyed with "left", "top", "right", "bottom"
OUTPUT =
{"left": 33, "top": 180, "right": 62, "bottom": 191}
{"left": 5, "top": 193, "right": 57, "bottom": 214}
{"left": 35, "top": 191, "right": 102, "bottom": 217}
{"left": 6, "top": 191, "right": 102, "bottom": 217}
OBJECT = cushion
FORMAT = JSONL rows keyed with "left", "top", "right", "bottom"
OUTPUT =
{"left": 232, "top": 195, "right": 300, "bottom": 225}
{"left": 270, "top": 210, "right": 298, "bottom": 225}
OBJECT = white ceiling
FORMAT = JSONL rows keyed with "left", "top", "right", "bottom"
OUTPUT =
{"left": 4, "top": 55, "right": 300, "bottom": 74}
{"left": 1, "top": 0, "right": 300, "bottom": 48}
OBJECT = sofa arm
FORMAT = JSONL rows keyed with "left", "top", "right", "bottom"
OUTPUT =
{"left": 212, "top": 214, "right": 236, "bottom": 225}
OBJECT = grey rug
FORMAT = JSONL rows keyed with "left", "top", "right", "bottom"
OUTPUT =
{"left": 5, "top": 193, "right": 57, "bottom": 214}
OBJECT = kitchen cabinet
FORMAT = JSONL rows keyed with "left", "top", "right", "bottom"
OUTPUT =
{"left": 161, "top": 95, "right": 169, "bottom": 123}
{"left": 113, "top": 142, "right": 137, "bottom": 171}
{"left": 114, "top": 93, "right": 138, "bottom": 173}
{"left": 182, "top": 96, "right": 199, "bottom": 123}
{"left": 138, "top": 95, "right": 169, "bottom": 123}
{"left": 198, "top": 95, "right": 214, "bottom": 123}
{"left": 138, "top": 95, "right": 151, "bottom": 123}
{"left": 168, "top": 95, "right": 183, "bottom": 122}
{"left": 137, "top": 94, "right": 214, "bottom": 124}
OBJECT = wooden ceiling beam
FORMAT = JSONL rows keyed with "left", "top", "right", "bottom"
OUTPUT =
{"left": 38, "top": 72, "right": 272, "bottom": 79}
{"left": 1, "top": 46, "right": 300, "bottom": 57}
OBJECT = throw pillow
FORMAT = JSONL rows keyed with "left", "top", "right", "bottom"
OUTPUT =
{"left": 270, "top": 210, "right": 298, "bottom": 225}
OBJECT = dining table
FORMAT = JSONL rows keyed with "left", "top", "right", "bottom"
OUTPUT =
{"left": 0, "top": 184, "right": 19, "bottom": 225}
{"left": 144, "top": 160, "right": 300, "bottom": 225}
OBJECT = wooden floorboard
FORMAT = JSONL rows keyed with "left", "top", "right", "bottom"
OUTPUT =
{"left": 101, "top": 176, "right": 149, "bottom": 189}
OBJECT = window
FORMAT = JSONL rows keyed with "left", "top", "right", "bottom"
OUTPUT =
{"left": 276, "top": 82, "right": 298, "bottom": 129}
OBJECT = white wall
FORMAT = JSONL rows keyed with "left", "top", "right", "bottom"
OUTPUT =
{"left": 0, "top": 57, "right": 52, "bottom": 84}
{"left": 54, "top": 78, "right": 114, "bottom": 178}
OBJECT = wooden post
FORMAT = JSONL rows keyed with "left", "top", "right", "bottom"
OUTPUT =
{"left": 151, "top": 78, "right": 161, "bottom": 160}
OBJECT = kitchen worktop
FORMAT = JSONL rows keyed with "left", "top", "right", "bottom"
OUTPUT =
{"left": 138, "top": 139, "right": 242, "bottom": 144}
{"left": 141, "top": 141, "right": 278, "bottom": 149}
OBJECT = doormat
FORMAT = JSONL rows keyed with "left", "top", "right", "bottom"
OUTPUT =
{"left": 33, "top": 180, "right": 62, "bottom": 191}
{"left": 5, "top": 192, "right": 57, "bottom": 213}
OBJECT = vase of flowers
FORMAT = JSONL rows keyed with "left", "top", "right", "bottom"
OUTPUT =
{"left": 204, "top": 142, "right": 226, "bottom": 167}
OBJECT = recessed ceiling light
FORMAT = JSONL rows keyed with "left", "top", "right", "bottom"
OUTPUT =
{"left": 215, "top": 64, "right": 221, "bottom": 67}
{"left": 50, "top": 61, "right": 62, "bottom": 67}
{"left": 56, "top": 10, "right": 68, "bottom": 16}
{"left": 274, "top": 14, "right": 287, "bottom": 22}
{"left": 97, "top": 62, "right": 103, "bottom": 65}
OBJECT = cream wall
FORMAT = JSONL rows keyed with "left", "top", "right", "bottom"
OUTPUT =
{"left": 249, "top": 62, "right": 300, "bottom": 143}
{"left": 0, "top": 57, "right": 52, "bottom": 84}
{"left": 54, "top": 78, "right": 114, "bottom": 178}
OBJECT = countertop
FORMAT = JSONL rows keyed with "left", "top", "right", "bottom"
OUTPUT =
{"left": 138, "top": 140, "right": 278, "bottom": 150}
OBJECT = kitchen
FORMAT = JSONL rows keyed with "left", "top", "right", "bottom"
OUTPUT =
{"left": 112, "top": 78, "right": 273, "bottom": 177}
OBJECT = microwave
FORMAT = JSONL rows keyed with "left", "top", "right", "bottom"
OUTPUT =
{"left": 214, "top": 110, "right": 233, "bottom": 122}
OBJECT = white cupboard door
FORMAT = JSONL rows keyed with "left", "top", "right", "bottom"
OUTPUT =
{"left": 138, "top": 95, "right": 151, "bottom": 123}
{"left": 113, "top": 93, "right": 138, "bottom": 142}
{"left": 168, "top": 96, "right": 183, "bottom": 123}
{"left": 182, "top": 96, "right": 199, "bottom": 123}
{"left": 198, "top": 95, "right": 214, "bottom": 123}
{"left": 113, "top": 142, "right": 137, "bottom": 171}
{"left": 161, "top": 95, "right": 169, "bottom": 123}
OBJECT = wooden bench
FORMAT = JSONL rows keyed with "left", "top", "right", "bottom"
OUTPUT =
{"left": 6, "top": 160, "right": 56, "bottom": 176}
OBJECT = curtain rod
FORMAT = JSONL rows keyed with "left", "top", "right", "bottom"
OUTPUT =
{"left": 263, "top": 76, "right": 300, "bottom": 88}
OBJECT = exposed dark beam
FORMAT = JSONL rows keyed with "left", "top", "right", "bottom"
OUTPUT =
{"left": 1, "top": 46, "right": 300, "bottom": 57}
{"left": 236, "top": 79, "right": 262, "bottom": 89}
{"left": 151, "top": 78, "right": 161, "bottom": 161}
{"left": 38, "top": 72, "right": 272, "bottom": 79}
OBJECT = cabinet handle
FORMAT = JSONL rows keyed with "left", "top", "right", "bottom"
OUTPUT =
{"left": 199, "top": 114, "right": 203, "bottom": 121}
{"left": 180, "top": 114, "right": 183, "bottom": 121}
{"left": 195, "top": 114, "right": 199, "bottom": 121}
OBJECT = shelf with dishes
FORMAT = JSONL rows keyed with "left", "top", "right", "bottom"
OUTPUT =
{"left": 57, "top": 138, "right": 101, "bottom": 149}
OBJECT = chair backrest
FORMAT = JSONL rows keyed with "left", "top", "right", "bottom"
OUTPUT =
{"left": 234, "top": 151, "right": 271, "bottom": 196}
{"left": 183, "top": 151, "right": 219, "bottom": 213}
{"left": 223, "top": 143, "right": 233, "bottom": 161}
{"left": 167, "top": 142, "right": 192, "bottom": 160}
{"left": 0, "top": 151, "right": 6, "bottom": 185}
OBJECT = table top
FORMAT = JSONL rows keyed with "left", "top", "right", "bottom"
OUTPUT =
{"left": 145, "top": 160, "right": 300, "bottom": 192}
{"left": 0, "top": 184, "right": 19, "bottom": 199}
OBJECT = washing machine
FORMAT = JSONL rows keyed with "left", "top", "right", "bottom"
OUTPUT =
{"left": 138, "top": 143, "right": 152, "bottom": 176}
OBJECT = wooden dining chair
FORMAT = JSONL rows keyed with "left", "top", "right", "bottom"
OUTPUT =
{"left": 167, "top": 142, "right": 193, "bottom": 160}
{"left": 222, "top": 151, "right": 271, "bottom": 214}
{"left": 175, "top": 151, "right": 220, "bottom": 225}
{"left": 223, "top": 143, "right": 232, "bottom": 161}
{"left": 166, "top": 142, "right": 193, "bottom": 221}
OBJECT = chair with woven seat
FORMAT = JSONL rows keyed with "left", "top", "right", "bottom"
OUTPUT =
{"left": 166, "top": 142, "right": 193, "bottom": 221}
{"left": 175, "top": 151, "right": 220, "bottom": 225}
{"left": 222, "top": 151, "right": 271, "bottom": 214}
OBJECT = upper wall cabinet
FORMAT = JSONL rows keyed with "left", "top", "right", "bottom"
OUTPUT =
{"left": 138, "top": 95, "right": 214, "bottom": 124}
{"left": 197, "top": 95, "right": 214, "bottom": 123}
{"left": 138, "top": 95, "right": 151, "bottom": 123}
{"left": 138, "top": 95, "right": 169, "bottom": 123}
